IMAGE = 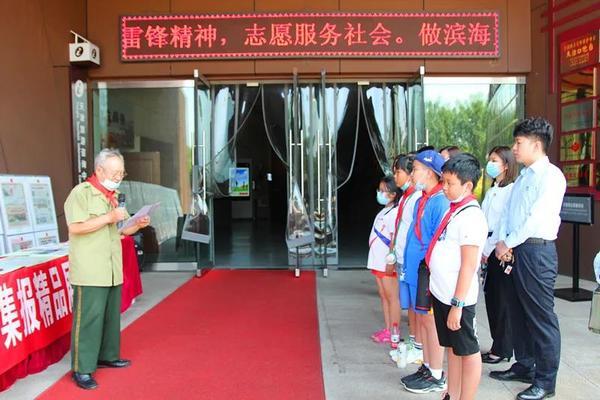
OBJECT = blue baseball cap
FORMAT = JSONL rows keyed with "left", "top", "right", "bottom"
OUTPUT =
{"left": 414, "top": 150, "right": 445, "bottom": 176}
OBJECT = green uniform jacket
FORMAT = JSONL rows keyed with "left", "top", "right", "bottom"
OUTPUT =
{"left": 64, "top": 182, "right": 126, "bottom": 287}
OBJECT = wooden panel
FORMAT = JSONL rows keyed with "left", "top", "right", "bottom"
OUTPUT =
{"left": 507, "top": 0, "right": 531, "bottom": 72}
{"left": 340, "top": 59, "right": 423, "bottom": 75}
{"left": 171, "top": 0, "right": 253, "bottom": 13}
{"left": 87, "top": 0, "right": 171, "bottom": 78}
{"left": 123, "top": 152, "right": 161, "bottom": 185}
{"left": 254, "top": 59, "right": 340, "bottom": 75}
{"left": 41, "top": 0, "right": 86, "bottom": 67}
{"left": 171, "top": 61, "right": 255, "bottom": 78}
{"left": 527, "top": 5, "right": 549, "bottom": 119}
{"left": 423, "top": 0, "right": 509, "bottom": 73}
{"left": 340, "top": 0, "right": 423, "bottom": 11}
{"left": 255, "top": 0, "right": 339, "bottom": 11}
{"left": 0, "top": 2, "right": 76, "bottom": 240}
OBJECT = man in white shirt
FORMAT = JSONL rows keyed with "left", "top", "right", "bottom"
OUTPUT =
{"left": 491, "top": 117, "right": 566, "bottom": 400}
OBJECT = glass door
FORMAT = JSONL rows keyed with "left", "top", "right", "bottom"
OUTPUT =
{"left": 92, "top": 80, "right": 198, "bottom": 270}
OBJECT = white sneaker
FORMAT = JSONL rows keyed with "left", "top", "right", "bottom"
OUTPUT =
{"left": 389, "top": 349, "right": 399, "bottom": 363}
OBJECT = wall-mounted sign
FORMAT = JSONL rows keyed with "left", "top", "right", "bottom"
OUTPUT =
{"left": 229, "top": 167, "right": 250, "bottom": 197}
{"left": 70, "top": 75, "right": 88, "bottom": 183}
{"left": 560, "top": 30, "right": 599, "bottom": 74}
{"left": 120, "top": 12, "right": 500, "bottom": 61}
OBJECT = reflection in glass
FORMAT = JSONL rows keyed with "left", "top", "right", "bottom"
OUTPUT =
{"left": 563, "top": 163, "right": 591, "bottom": 187}
{"left": 560, "top": 132, "right": 594, "bottom": 161}
{"left": 93, "top": 86, "right": 195, "bottom": 263}
{"left": 561, "top": 100, "right": 594, "bottom": 132}
{"left": 560, "top": 68, "right": 595, "bottom": 103}
{"left": 361, "top": 83, "right": 412, "bottom": 174}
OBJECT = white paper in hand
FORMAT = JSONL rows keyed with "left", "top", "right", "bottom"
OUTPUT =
{"left": 119, "top": 202, "right": 160, "bottom": 232}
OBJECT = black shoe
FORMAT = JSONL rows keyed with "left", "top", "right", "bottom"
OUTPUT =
{"left": 404, "top": 371, "right": 447, "bottom": 394}
{"left": 489, "top": 369, "right": 534, "bottom": 384}
{"left": 482, "top": 352, "right": 512, "bottom": 364}
{"left": 517, "top": 385, "right": 555, "bottom": 400}
{"left": 400, "top": 364, "right": 427, "bottom": 385}
{"left": 71, "top": 372, "right": 98, "bottom": 390}
{"left": 97, "top": 359, "right": 131, "bottom": 368}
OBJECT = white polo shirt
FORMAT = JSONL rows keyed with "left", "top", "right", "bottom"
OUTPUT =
{"left": 429, "top": 200, "right": 488, "bottom": 306}
{"left": 368, "top": 205, "right": 397, "bottom": 272}
{"left": 394, "top": 190, "right": 422, "bottom": 265}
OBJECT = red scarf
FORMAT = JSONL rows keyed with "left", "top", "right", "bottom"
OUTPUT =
{"left": 425, "top": 195, "right": 477, "bottom": 266}
{"left": 389, "top": 186, "right": 416, "bottom": 250}
{"left": 87, "top": 174, "right": 118, "bottom": 208}
{"left": 414, "top": 183, "right": 443, "bottom": 244}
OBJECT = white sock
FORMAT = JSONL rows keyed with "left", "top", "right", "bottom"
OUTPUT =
{"left": 429, "top": 368, "right": 443, "bottom": 380}
{"left": 424, "top": 362, "right": 430, "bottom": 369}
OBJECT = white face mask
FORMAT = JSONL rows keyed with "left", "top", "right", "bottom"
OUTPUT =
{"left": 450, "top": 185, "right": 469, "bottom": 204}
{"left": 101, "top": 179, "right": 120, "bottom": 191}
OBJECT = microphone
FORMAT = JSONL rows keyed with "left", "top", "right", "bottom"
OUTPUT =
{"left": 117, "top": 194, "right": 126, "bottom": 229}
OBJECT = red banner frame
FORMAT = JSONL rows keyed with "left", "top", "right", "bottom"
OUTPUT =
{"left": 120, "top": 12, "right": 500, "bottom": 61}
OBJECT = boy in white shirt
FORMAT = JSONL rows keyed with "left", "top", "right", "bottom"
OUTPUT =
{"left": 427, "top": 153, "right": 488, "bottom": 400}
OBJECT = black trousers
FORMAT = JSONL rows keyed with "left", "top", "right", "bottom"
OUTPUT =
{"left": 483, "top": 252, "right": 514, "bottom": 358}
{"left": 509, "top": 241, "right": 561, "bottom": 391}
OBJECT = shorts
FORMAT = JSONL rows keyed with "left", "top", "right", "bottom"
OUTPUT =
{"left": 370, "top": 269, "right": 397, "bottom": 279}
{"left": 432, "top": 296, "right": 479, "bottom": 356}
{"left": 399, "top": 281, "right": 429, "bottom": 315}
{"left": 395, "top": 264, "right": 410, "bottom": 310}
{"left": 399, "top": 281, "right": 410, "bottom": 309}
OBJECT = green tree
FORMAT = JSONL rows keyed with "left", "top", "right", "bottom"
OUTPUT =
{"left": 426, "top": 95, "right": 492, "bottom": 163}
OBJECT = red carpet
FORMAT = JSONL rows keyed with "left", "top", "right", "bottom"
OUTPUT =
{"left": 38, "top": 270, "right": 325, "bottom": 400}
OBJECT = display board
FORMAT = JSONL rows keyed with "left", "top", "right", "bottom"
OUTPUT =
{"left": 0, "top": 176, "right": 34, "bottom": 235}
{"left": 35, "top": 230, "right": 60, "bottom": 247}
{"left": 26, "top": 176, "right": 58, "bottom": 232}
{"left": 4, "top": 233, "right": 36, "bottom": 253}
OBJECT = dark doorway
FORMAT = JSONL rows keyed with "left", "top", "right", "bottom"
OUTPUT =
{"left": 213, "top": 94, "right": 288, "bottom": 268}
{"left": 337, "top": 116, "right": 383, "bottom": 267}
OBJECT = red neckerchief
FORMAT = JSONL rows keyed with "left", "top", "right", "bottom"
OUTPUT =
{"left": 425, "top": 195, "right": 477, "bottom": 266}
{"left": 87, "top": 174, "right": 118, "bottom": 208}
{"left": 414, "top": 183, "right": 443, "bottom": 244}
{"left": 389, "top": 186, "right": 416, "bottom": 250}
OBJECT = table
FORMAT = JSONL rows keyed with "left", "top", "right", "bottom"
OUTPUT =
{"left": 0, "top": 238, "right": 142, "bottom": 392}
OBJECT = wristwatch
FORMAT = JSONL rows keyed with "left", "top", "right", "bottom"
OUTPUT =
{"left": 450, "top": 297, "right": 465, "bottom": 308}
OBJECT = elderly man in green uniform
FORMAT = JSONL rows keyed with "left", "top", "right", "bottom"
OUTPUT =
{"left": 64, "top": 148, "right": 150, "bottom": 390}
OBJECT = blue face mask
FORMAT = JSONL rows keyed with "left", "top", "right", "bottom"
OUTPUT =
{"left": 414, "top": 182, "right": 426, "bottom": 191}
{"left": 376, "top": 191, "right": 389, "bottom": 206}
{"left": 400, "top": 181, "right": 410, "bottom": 191}
{"left": 486, "top": 161, "right": 502, "bottom": 179}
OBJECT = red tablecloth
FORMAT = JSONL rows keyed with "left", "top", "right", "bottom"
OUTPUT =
{"left": 120, "top": 236, "right": 143, "bottom": 313}
{"left": 0, "top": 238, "right": 142, "bottom": 392}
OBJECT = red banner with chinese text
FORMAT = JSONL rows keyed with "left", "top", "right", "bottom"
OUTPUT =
{"left": 120, "top": 12, "right": 500, "bottom": 61}
{"left": 0, "top": 256, "right": 72, "bottom": 375}
{"left": 560, "top": 30, "right": 599, "bottom": 74}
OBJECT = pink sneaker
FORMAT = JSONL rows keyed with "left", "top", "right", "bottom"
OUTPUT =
{"left": 371, "top": 328, "right": 386, "bottom": 340}
{"left": 373, "top": 329, "right": 391, "bottom": 343}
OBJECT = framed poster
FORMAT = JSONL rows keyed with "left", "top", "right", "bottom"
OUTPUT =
{"left": 5, "top": 233, "right": 36, "bottom": 254}
{"left": 26, "top": 176, "right": 58, "bottom": 232}
{"left": 34, "top": 230, "right": 60, "bottom": 247}
{"left": 229, "top": 167, "right": 250, "bottom": 197}
{"left": 0, "top": 176, "right": 34, "bottom": 235}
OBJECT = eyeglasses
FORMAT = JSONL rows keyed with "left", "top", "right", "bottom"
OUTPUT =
{"left": 102, "top": 168, "right": 127, "bottom": 180}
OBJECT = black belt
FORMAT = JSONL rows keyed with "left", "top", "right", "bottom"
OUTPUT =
{"left": 523, "top": 238, "right": 554, "bottom": 245}
{"left": 487, "top": 231, "right": 493, "bottom": 238}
